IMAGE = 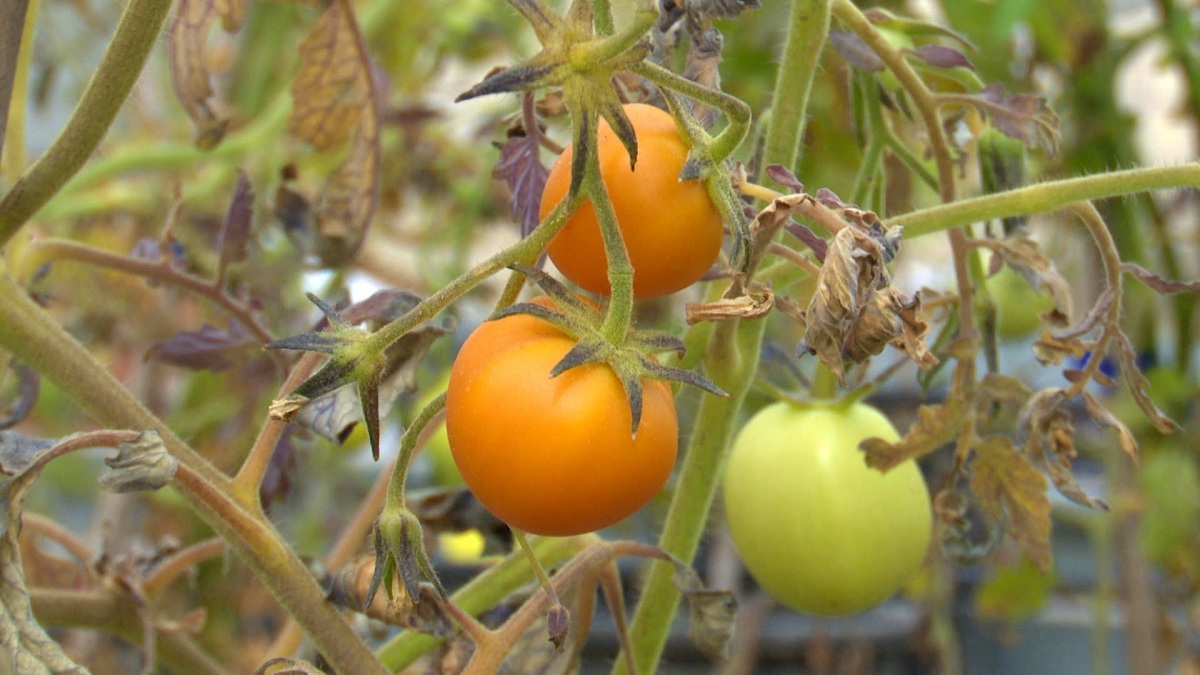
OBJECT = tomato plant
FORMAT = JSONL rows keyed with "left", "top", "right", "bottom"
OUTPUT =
{"left": 539, "top": 103, "right": 724, "bottom": 298}
{"left": 723, "top": 401, "right": 932, "bottom": 616}
{"left": 445, "top": 297, "right": 678, "bottom": 536}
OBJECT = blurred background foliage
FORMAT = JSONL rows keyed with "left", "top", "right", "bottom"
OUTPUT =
{"left": 2, "top": 0, "right": 1197, "bottom": 671}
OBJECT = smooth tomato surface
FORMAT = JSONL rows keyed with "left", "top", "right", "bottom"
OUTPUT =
{"left": 539, "top": 103, "right": 724, "bottom": 298}
{"left": 723, "top": 401, "right": 932, "bottom": 616}
{"left": 445, "top": 298, "right": 678, "bottom": 536}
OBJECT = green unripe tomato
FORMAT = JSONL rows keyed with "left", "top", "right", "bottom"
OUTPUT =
{"left": 723, "top": 401, "right": 932, "bottom": 616}
{"left": 980, "top": 267, "right": 1057, "bottom": 339}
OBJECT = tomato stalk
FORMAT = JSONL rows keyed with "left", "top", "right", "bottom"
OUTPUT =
{"left": 618, "top": 1, "right": 833, "bottom": 671}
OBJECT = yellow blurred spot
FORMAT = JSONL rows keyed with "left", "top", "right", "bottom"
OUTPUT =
{"left": 438, "top": 530, "right": 486, "bottom": 564}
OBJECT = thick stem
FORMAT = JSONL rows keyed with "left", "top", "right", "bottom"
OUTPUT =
{"left": 888, "top": 164, "right": 1200, "bottom": 238}
{"left": 0, "top": 276, "right": 387, "bottom": 674}
{"left": 0, "top": 0, "right": 174, "bottom": 245}
{"left": 759, "top": 0, "right": 831, "bottom": 179}
{"left": 588, "top": 166, "right": 636, "bottom": 344}
{"left": 1, "top": 0, "right": 34, "bottom": 176}
{"left": 619, "top": 2, "right": 831, "bottom": 671}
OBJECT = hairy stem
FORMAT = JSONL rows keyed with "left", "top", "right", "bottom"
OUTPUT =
{"left": 0, "top": 276, "right": 387, "bottom": 674}
{"left": 1, "top": 0, "right": 35, "bottom": 177}
{"left": 0, "top": 0, "right": 174, "bottom": 245}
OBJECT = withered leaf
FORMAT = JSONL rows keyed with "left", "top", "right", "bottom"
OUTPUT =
{"left": 970, "top": 436, "right": 1052, "bottom": 573}
{"left": 668, "top": 555, "right": 736, "bottom": 661}
{"left": 933, "top": 484, "right": 1004, "bottom": 567}
{"left": 0, "top": 359, "right": 39, "bottom": 431}
{"left": 977, "top": 83, "right": 1061, "bottom": 155}
{"left": 861, "top": 400, "right": 962, "bottom": 471}
{"left": 685, "top": 288, "right": 773, "bottom": 325}
{"left": 977, "top": 373, "right": 1032, "bottom": 412}
{"left": 145, "top": 322, "right": 257, "bottom": 372}
{"left": 324, "top": 555, "right": 454, "bottom": 634}
{"left": 803, "top": 224, "right": 934, "bottom": 380}
{"left": 1081, "top": 392, "right": 1139, "bottom": 465}
{"left": 290, "top": 1, "right": 382, "bottom": 266}
{"left": 292, "top": 376, "right": 406, "bottom": 446}
{"left": 1018, "top": 388, "right": 1108, "bottom": 511}
{"left": 1116, "top": 334, "right": 1181, "bottom": 434}
{"left": 1121, "top": 262, "right": 1200, "bottom": 295}
{"left": 253, "top": 656, "right": 325, "bottom": 675}
{"left": 98, "top": 430, "right": 178, "bottom": 493}
{"left": 982, "top": 234, "right": 1072, "bottom": 330}
{"left": 168, "top": 0, "right": 243, "bottom": 149}
{"left": 493, "top": 93, "right": 549, "bottom": 237}
{"left": 1031, "top": 331, "right": 1088, "bottom": 366}
{"left": 217, "top": 170, "right": 254, "bottom": 269}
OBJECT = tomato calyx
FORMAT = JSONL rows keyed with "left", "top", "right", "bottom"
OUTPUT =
{"left": 366, "top": 507, "right": 447, "bottom": 610}
{"left": 499, "top": 265, "right": 726, "bottom": 434}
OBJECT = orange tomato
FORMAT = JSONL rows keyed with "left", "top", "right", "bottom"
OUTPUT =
{"left": 445, "top": 297, "right": 678, "bottom": 536}
{"left": 539, "top": 103, "right": 724, "bottom": 298}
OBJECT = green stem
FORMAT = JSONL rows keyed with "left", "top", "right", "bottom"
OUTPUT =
{"left": 1, "top": 0, "right": 37, "bottom": 180}
{"left": 0, "top": 0, "right": 174, "bottom": 246}
{"left": 759, "top": 0, "right": 831, "bottom": 179}
{"left": 364, "top": 195, "right": 576, "bottom": 358}
{"left": 0, "top": 276, "right": 388, "bottom": 674}
{"left": 588, "top": 165, "right": 635, "bottom": 344}
{"left": 385, "top": 392, "right": 446, "bottom": 509}
{"left": 619, "top": 3, "right": 832, "bottom": 672}
{"left": 632, "top": 62, "right": 752, "bottom": 163}
{"left": 571, "top": 6, "right": 656, "bottom": 68}
{"left": 889, "top": 164, "right": 1200, "bottom": 237}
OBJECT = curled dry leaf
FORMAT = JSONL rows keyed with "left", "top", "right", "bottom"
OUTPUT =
{"left": 977, "top": 373, "right": 1033, "bottom": 412}
{"left": 1120, "top": 262, "right": 1200, "bottom": 295}
{"left": 670, "top": 558, "right": 736, "bottom": 661}
{"left": 1018, "top": 388, "right": 1108, "bottom": 511}
{"left": 289, "top": 0, "right": 381, "bottom": 266}
{"left": 685, "top": 287, "right": 773, "bottom": 325}
{"left": 1081, "top": 392, "right": 1139, "bottom": 465}
{"left": 1116, "top": 334, "right": 1182, "bottom": 435}
{"left": 934, "top": 483, "right": 1005, "bottom": 567}
{"left": 861, "top": 399, "right": 963, "bottom": 471}
{"left": 981, "top": 233, "right": 1072, "bottom": 330}
{"left": 976, "top": 83, "right": 1061, "bottom": 155}
{"left": 1031, "top": 331, "right": 1088, "bottom": 367}
{"left": 168, "top": 0, "right": 246, "bottom": 148}
{"left": 803, "top": 223, "right": 936, "bottom": 381}
{"left": 970, "top": 436, "right": 1052, "bottom": 573}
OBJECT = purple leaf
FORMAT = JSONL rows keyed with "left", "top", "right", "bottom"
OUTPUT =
{"left": 978, "top": 83, "right": 1061, "bottom": 154}
{"left": 913, "top": 44, "right": 975, "bottom": 71}
{"left": 783, "top": 221, "right": 829, "bottom": 262}
{"left": 260, "top": 425, "right": 299, "bottom": 511}
{"left": 764, "top": 164, "right": 804, "bottom": 193}
{"left": 828, "top": 29, "right": 885, "bottom": 73}
{"left": 493, "top": 94, "right": 550, "bottom": 237}
{"left": 146, "top": 322, "right": 256, "bottom": 371}
{"left": 218, "top": 171, "right": 255, "bottom": 267}
{"left": 0, "top": 360, "right": 39, "bottom": 430}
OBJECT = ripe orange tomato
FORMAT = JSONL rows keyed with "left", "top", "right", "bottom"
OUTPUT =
{"left": 539, "top": 103, "right": 724, "bottom": 298}
{"left": 445, "top": 297, "right": 678, "bottom": 536}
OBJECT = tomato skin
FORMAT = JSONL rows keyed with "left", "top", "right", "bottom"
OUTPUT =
{"left": 723, "top": 401, "right": 932, "bottom": 616}
{"left": 538, "top": 103, "right": 724, "bottom": 298}
{"left": 445, "top": 298, "right": 678, "bottom": 536}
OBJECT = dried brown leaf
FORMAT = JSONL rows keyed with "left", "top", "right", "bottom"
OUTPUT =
{"left": 1018, "top": 389, "right": 1108, "bottom": 510}
{"left": 970, "top": 436, "right": 1052, "bottom": 573}
{"left": 168, "top": 0, "right": 240, "bottom": 149}
{"left": 1082, "top": 392, "right": 1139, "bottom": 465}
{"left": 290, "top": 1, "right": 382, "bottom": 266}
{"left": 977, "top": 83, "right": 1061, "bottom": 155}
{"left": 325, "top": 555, "right": 454, "bottom": 634}
{"left": 685, "top": 288, "right": 773, "bottom": 325}
{"left": 981, "top": 234, "right": 1072, "bottom": 329}
{"left": 1116, "top": 335, "right": 1181, "bottom": 434}
{"left": 861, "top": 400, "right": 962, "bottom": 471}
{"left": 1121, "top": 262, "right": 1200, "bottom": 295}
{"left": 1031, "top": 331, "right": 1088, "bottom": 366}
{"left": 977, "top": 373, "right": 1032, "bottom": 411}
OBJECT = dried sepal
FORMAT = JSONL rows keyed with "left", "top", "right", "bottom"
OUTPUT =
{"left": 98, "top": 430, "right": 178, "bottom": 493}
{"left": 1121, "top": 262, "right": 1200, "bottom": 295}
{"left": 368, "top": 508, "right": 446, "bottom": 611}
{"left": 970, "top": 436, "right": 1053, "bottom": 573}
